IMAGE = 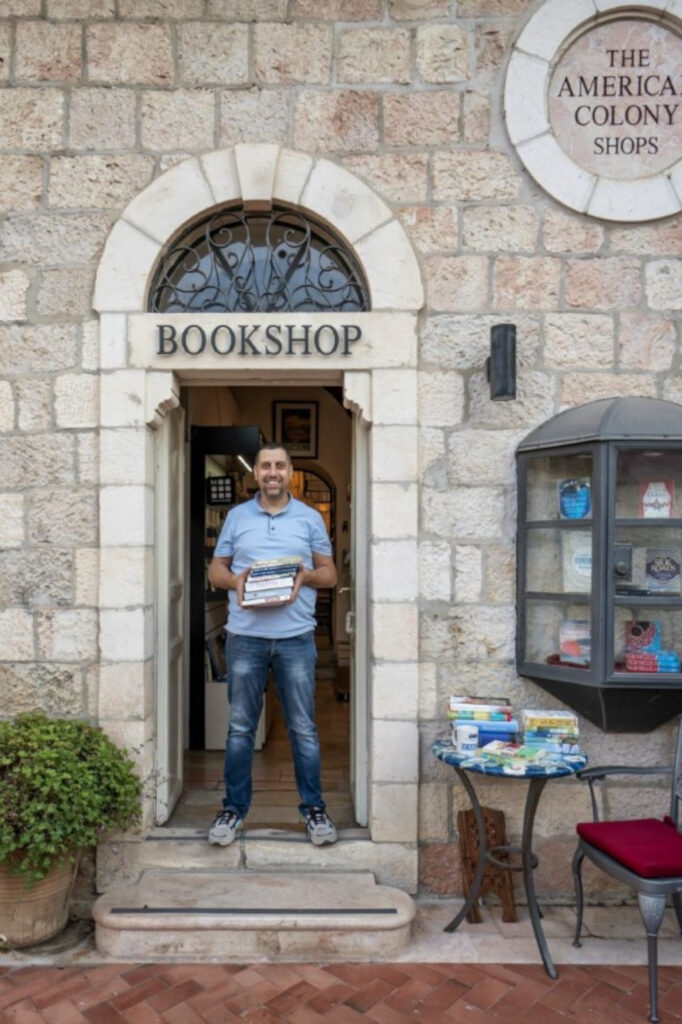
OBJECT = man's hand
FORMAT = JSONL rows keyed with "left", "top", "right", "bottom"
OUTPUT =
{"left": 234, "top": 565, "right": 251, "bottom": 608}
{"left": 287, "top": 562, "right": 306, "bottom": 604}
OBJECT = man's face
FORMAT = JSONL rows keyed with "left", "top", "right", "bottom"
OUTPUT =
{"left": 253, "top": 448, "right": 292, "bottom": 501}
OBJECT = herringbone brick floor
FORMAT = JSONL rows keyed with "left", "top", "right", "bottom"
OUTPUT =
{"left": 2, "top": 962, "right": 682, "bottom": 1023}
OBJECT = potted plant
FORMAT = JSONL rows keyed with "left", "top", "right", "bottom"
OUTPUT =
{"left": 0, "top": 711, "right": 141, "bottom": 947}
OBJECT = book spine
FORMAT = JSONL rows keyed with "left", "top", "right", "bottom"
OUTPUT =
{"left": 242, "top": 594, "right": 292, "bottom": 606}
{"left": 245, "top": 574, "right": 297, "bottom": 591}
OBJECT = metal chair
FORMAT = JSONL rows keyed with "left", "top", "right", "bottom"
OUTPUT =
{"left": 572, "top": 716, "right": 682, "bottom": 1022}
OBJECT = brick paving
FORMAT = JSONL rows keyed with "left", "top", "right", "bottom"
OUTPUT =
{"left": 2, "top": 962, "right": 682, "bottom": 1023}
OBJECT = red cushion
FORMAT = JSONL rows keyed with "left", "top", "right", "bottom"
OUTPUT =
{"left": 577, "top": 818, "right": 682, "bottom": 878}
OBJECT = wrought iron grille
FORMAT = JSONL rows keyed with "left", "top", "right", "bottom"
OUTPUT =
{"left": 148, "top": 205, "right": 370, "bottom": 313}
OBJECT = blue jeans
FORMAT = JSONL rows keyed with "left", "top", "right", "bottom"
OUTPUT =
{"left": 223, "top": 631, "right": 324, "bottom": 818}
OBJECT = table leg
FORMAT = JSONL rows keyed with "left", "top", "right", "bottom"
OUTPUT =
{"left": 444, "top": 766, "right": 488, "bottom": 933}
{"left": 522, "top": 777, "right": 557, "bottom": 979}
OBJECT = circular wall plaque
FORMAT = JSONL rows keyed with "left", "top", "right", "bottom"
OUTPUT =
{"left": 504, "top": 0, "right": 682, "bottom": 222}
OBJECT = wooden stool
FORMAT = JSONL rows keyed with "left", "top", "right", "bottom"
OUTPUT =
{"left": 457, "top": 806, "right": 517, "bottom": 924}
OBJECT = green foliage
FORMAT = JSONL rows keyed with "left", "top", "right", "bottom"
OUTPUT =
{"left": 0, "top": 712, "right": 141, "bottom": 886}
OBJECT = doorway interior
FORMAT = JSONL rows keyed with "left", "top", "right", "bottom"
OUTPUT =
{"left": 165, "top": 383, "right": 356, "bottom": 833}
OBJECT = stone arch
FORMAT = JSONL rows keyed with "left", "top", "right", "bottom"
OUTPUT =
{"left": 94, "top": 144, "right": 424, "bottom": 315}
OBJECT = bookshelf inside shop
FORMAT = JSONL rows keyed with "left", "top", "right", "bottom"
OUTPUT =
{"left": 516, "top": 398, "right": 682, "bottom": 732}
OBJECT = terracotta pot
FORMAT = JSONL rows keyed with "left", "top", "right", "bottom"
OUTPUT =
{"left": 0, "top": 855, "right": 79, "bottom": 948}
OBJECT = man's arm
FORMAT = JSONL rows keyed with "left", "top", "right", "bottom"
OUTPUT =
{"left": 208, "top": 555, "right": 250, "bottom": 606}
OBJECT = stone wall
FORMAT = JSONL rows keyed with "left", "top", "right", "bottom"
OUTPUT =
{"left": 0, "top": 0, "right": 680, "bottom": 898}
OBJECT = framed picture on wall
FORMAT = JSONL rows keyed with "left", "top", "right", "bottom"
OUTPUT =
{"left": 273, "top": 401, "right": 318, "bottom": 459}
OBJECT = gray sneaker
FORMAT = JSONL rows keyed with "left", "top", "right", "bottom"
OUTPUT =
{"left": 208, "top": 809, "right": 243, "bottom": 846}
{"left": 303, "top": 806, "right": 337, "bottom": 846}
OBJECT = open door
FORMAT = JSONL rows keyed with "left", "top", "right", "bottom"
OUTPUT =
{"left": 154, "top": 404, "right": 186, "bottom": 824}
{"left": 349, "top": 411, "right": 369, "bottom": 827}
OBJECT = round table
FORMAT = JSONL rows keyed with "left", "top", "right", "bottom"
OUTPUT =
{"left": 433, "top": 738, "right": 587, "bottom": 978}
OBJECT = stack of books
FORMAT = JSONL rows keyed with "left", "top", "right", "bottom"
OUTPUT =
{"left": 521, "top": 709, "right": 580, "bottom": 754}
{"left": 242, "top": 557, "right": 301, "bottom": 607}
{"left": 478, "top": 741, "right": 555, "bottom": 772}
{"left": 448, "top": 696, "right": 518, "bottom": 747}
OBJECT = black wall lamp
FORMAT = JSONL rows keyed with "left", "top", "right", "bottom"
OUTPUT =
{"left": 486, "top": 323, "right": 516, "bottom": 401}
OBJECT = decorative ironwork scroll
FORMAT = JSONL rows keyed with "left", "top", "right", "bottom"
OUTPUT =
{"left": 148, "top": 205, "right": 370, "bottom": 314}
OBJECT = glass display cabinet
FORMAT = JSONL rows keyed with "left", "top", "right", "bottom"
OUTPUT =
{"left": 516, "top": 397, "right": 682, "bottom": 731}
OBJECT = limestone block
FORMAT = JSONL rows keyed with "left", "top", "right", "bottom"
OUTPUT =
{"left": 462, "top": 205, "right": 538, "bottom": 254}
{"left": 476, "top": 24, "right": 515, "bottom": 82}
{"left": 356, "top": 219, "right": 424, "bottom": 312}
{"left": 398, "top": 206, "right": 458, "bottom": 257}
{"left": 77, "top": 432, "right": 99, "bottom": 487}
{"left": 371, "top": 784, "right": 418, "bottom": 842}
{"left": 0, "top": 155, "right": 43, "bottom": 212}
{"left": 0, "top": 324, "right": 77, "bottom": 376}
{"left": 100, "top": 608, "right": 153, "bottom": 662}
{"left": 0, "top": 381, "right": 14, "bottom": 432}
{"left": 98, "top": 661, "right": 153, "bottom": 721}
{"left": 100, "top": 548, "right": 152, "bottom": 608}
{"left": 100, "top": 486, "right": 154, "bottom": 547}
{"left": 467, "top": 369, "right": 556, "bottom": 429}
{"left": 38, "top": 268, "right": 94, "bottom": 319}
{"left": 418, "top": 840, "right": 460, "bottom": 896}
{"left": 561, "top": 373, "right": 657, "bottom": 407}
{"left": 426, "top": 255, "right": 488, "bottom": 314}
{"left": 418, "top": 372, "right": 465, "bottom": 427}
{"left": 69, "top": 88, "right": 136, "bottom": 150}
{"left": 618, "top": 313, "right": 676, "bottom": 372}
{"left": 422, "top": 486, "right": 505, "bottom": 540}
{"left": 301, "top": 159, "right": 391, "bottom": 246}
{"left": 418, "top": 782, "right": 449, "bottom": 842}
{"left": 372, "top": 425, "right": 418, "bottom": 483}
{"left": 0, "top": 23, "right": 8, "bottom": 82}
{"left": 293, "top": 91, "right": 379, "bottom": 154}
{"left": 544, "top": 314, "right": 614, "bottom": 370}
{"left": 219, "top": 89, "right": 289, "bottom": 147}
{"left": 371, "top": 482, "right": 418, "bottom": 540}
{"left": 87, "top": 23, "right": 174, "bottom": 85}
{"left": 55, "top": 374, "right": 98, "bottom": 429}
{"left": 418, "top": 427, "right": 446, "bottom": 479}
{"left": 126, "top": 161, "right": 212, "bottom": 247}
{"left": 450, "top": 604, "right": 515, "bottom": 661}
{"left": 15, "top": 20, "right": 81, "bottom": 82}
{"left": 372, "top": 369, "right": 417, "bottom": 426}
{"left": 416, "top": 24, "right": 469, "bottom": 83}
{"left": 48, "top": 154, "right": 154, "bottom": 210}
{"left": 448, "top": 429, "right": 518, "bottom": 486}
{"left": 543, "top": 208, "right": 604, "bottom": 254}
{"left": 0, "top": 0, "right": 40, "bottom": 12}
{"left": 100, "top": 370, "right": 147, "bottom": 427}
{"left": 48, "top": 0, "right": 115, "bottom": 14}
{"left": 179, "top": 22, "right": 249, "bottom": 85}
{"left": 255, "top": 23, "right": 332, "bottom": 84}
{"left": 75, "top": 548, "right": 99, "bottom": 606}
{"left": 38, "top": 608, "right": 97, "bottom": 662}
{"left": 0, "top": 663, "right": 83, "bottom": 716}
{"left": 433, "top": 151, "right": 519, "bottom": 201}
{"left": 482, "top": 542, "right": 515, "bottom": 604}
{"left": 372, "top": 603, "right": 418, "bottom": 661}
{"left": 140, "top": 90, "right": 216, "bottom": 152}
{"left": 454, "top": 545, "right": 483, "bottom": 603}
{"left": 0, "top": 493, "right": 22, "bottom": 548}
{"left": 119, "top": 0, "right": 203, "bottom": 12}
{"left": 589, "top": 177, "right": 680, "bottom": 224}
{"left": 338, "top": 28, "right": 410, "bottom": 84}
{"left": 16, "top": 380, "right": 50, "bottom": 432}
{"left": 610, "top": 220, "right": 682, "bottom": 256}
{"left": 421, "top": 313, "right": 541, "bottom": 373}
{"left": 272, "top": 149, "right": 313, "bottom": 207}
{"left": 371, "top": 662, "right": 419, "bottom": 720}
{"left": 99, "top": 313, "right": 127, "bottom": 369}
{"left": 493, "top": 256, "right": 560, "bottom": 311}
{"left": 373, "top": 539, "right": 418, "bottom": 602}
{"left": 418, "top": 660, "right": 438, "bottom": 719}
{"left": 646, "top": 260, "right": 682, "bottom": 311}
{"left": 100, "top": 428, "right": 149, "bottom": 485}
{"left": 290, "top": 0, "right": 381, "bottom": 16}
{"left": 419, "top": 540, "right": 452, "bottom": 602}
{"left": 342, "top": 153, "right": 428, "bottom": 204}
{"left": 418, "top": 613, "right": 452, "bottom": 661}
{"left": 0, "top": 212, "right": 112, "bottom": 267}
{"left": 0, "top": 269, "right": 29, "bottom": 321}
{"left": 384, "top": 92, "right": 459, "bottom": 147}
{"left": 389, "top": 0, "right": 450, "bottom": 15}
{"left": 462, "top": 91, "right": 491, "bottom": 143}
{"left": 0, "top": 548, "right": 74, "bottom": 609}
{"left": 503, "top": 50, "right": 549, "bottom": 147}
{"left": 515, "top": 0, "right": 595, "bottom": 61}
{"left": 565, "top": 258, "right": 641, "bottom": 311}
{"left": 460, "top": 0, "right": 529, "bottom": 11}
{"left": 0, "top": 87, "right": 63, "bottom": 149}
{"left": 209, "top": 0, "right": 288, "bottom": 14}
{"left": 234, "top": 143, "right": 280, "bottom": 205}
{"left": 28, "top": 488, "right": 97, "bottom": 546}
{"left": 99, "top": 715, "right": 153, "bottom": 777}
{"left": 80, "top": 321, "right": 99, "bottom": 373}
{"left": 372, "top": 721, "right": 419, "bottom": 784}
{"left": 0, "top": 434, "right": 74, "bottom": 490}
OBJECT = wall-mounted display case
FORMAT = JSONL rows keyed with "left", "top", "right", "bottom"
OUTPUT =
{"left": 516, "top": 397, "right": 682, "bottom": 732}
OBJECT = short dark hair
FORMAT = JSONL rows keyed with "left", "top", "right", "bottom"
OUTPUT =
{"left": 255, "top": 442, "right": 292, "bottom": 466}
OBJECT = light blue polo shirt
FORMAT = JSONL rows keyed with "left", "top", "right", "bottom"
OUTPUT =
{"left": 214, "top": 494, "right": 332, "bottom": 639}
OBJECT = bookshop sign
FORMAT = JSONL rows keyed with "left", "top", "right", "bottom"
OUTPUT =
{"left": 505, "top": 0, "right": 682, "bottom": 221}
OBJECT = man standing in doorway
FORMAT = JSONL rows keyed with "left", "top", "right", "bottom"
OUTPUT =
{"left": 207, "top": 442, "right": 338, "bottom": 847}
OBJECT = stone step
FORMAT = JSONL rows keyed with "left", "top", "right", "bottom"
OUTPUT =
{"left": 93, "top": 870, "right": 416, "bottom": 961}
